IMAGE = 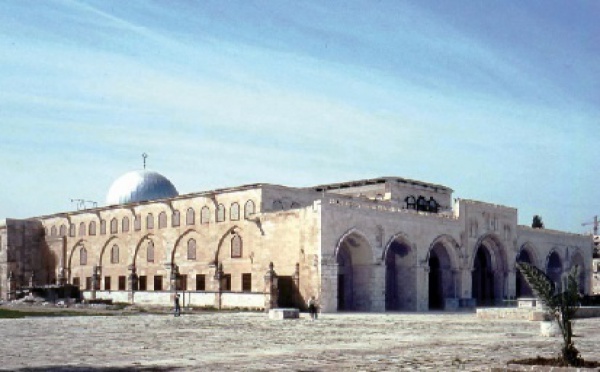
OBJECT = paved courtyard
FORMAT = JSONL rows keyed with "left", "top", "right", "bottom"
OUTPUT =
{"left": 1, "top": 310, "right": 600, "bottom": 371}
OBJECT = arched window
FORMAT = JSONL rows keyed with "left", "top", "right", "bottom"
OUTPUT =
{"left": 231, "top": 234, "right": 242, "bottom": 258}
{"left": 51, "top": 226, "right": 57, "bottom": 237}
{"left": 405, "top": 196, "right": 416, "bottom": 210}
{"left": 59, "top": 224, "right": 67, "bottom": 237}
{"left": 110, "top": 245, "right": 119, "bottom": 264}
{"left": 230, "top": 203, "right": 240, "bottom": 221}
{"left": 158, "top": 212, "right": 167, "bottom": 229}
{"left": 428, "top": 197, "right": 439, "bottom": 213}
{"left": 244, "top": 200, "right": 255, "bottom": 219}
{"left": 80, "top": 247, "right": 87, "bottom": 266}
{"left": 100, "top": 220, "right": 106, "bottom": 235}
{"left": 78, "top": 222, "right": 86, "bottom": 237}
{"left": 110, "top": 218, "right": 118, "bottom": 234}
{"left": 88, "top": 221, "right": 96, "bottom": 236}
{"left": 272, "top": 200, "right": 283, "bottom": 211}
{"left": 147, "top": 241, "right": 154, "bottom": 263}
{"left": 201, "top": 207, "right": 210, "bottom": 224}
{"left": 216, "top": 204, "right": 225, "bottom": 222}
{"left": 146, "top": 214, "right": 154, "bottom": 230}
{"left": 172, "top": 210, "right": 181, "bottom": 227}
{"left": 416, "top": 196, "right": 427, "bottom": 211}
{"left": 187, "top": 239, "right": 196, "bottom": 260}
{"left": 134, "top": 215, "right": 141, "bottom": 231}
{"left": 186, "top": 208, "right": 195, "bottom": 225}
{"left": 122, "top": 217, "right": 130, "bottom": 233}
{"left": 69, "top": 224, "right": 76, "bottom": 237}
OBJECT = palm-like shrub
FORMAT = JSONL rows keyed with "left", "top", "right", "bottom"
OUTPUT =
{"left": 516, "top": 262, "right": 582, "bottom": 366}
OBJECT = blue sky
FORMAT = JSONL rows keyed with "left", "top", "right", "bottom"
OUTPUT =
{"left": 1, "top": 0, "right": 598, "bottom": 233}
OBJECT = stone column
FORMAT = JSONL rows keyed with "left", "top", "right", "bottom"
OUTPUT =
{"left": 415, "top": 263, "right": 430, "bottom": 312}
{"left": 319, "top": 260, "right": 338, "bottom": 313}
{"left": 91, "top": 266, "right": 100, "bottom": 300}
{"left": 7, "top": 271, "right": 16, "bottom": 301}
{"left": 213, "top": 263, "right": 224, "bottom": 309}
{"left": 505, "top": 269, "right": 516, "bottom": 302}
{"left": 127, "top": 265, "right": 137, "bottom": 304}
{"left": 165, "top": 263, "right": 179, "bottom": 292}
{"left": 263, "top": 262, "right": 278, "bottom": 311}
{"left": 57, "top": 266, "right": 66, "bottom": 286}
{"left": 493, "top": 270, "right": 507, "bottom": 306}
{"left": 370, "top": 261, "right": 386, "bottom": 312}
{"left": 292, "top": 262, "right": 300, "bottom": 308}
{"left": 459, "top": 268, "right": 474, "bottom": 308}
{"left": 29, "top": 271, "right": 35, "bottom": 288}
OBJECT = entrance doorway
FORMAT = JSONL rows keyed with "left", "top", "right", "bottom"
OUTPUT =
{"left": 428, "top": 254, "right": 442, "bottom": 309}
{"left": 335, "top": 232, "right": 372, "bottom": 311}
{"left": 516, "top": 249, "right": 534, "bottom": 297}
{"left": 384, "top": 239, "right": 414, "bottom": 311}
{"left": 277, "top": 276, "right": 296, "bottom": 308}
{"left": 472, "top": 246, "right": 494, "bottom": 306}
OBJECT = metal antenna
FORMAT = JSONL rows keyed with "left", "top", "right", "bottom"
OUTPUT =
{"left": 142, "top": 153, "right": 148, "bottom": 169}
{"left": 582, "top": 215, "right": 599, "bottom": 235}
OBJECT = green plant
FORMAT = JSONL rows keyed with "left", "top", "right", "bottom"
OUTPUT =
{"left": 531, "top": 215, "right": 544, "bottom": 229}
{"left": 516, "top": 262, "right": 582, "bottom": 366}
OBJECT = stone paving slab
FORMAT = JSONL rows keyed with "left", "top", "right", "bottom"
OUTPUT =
{"left": 1, "top": 311, "right": 599, "bottom": 371}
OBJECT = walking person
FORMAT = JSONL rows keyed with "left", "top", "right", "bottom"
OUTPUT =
{"left": 174, "top": 294, "right": 181, "bottom": 317}
{"left": 308, "top": 296, "right": 318, "bottom": 320}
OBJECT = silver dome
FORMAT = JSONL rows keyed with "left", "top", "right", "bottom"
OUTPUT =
{"left": 106, "top": 170, "right": 179, "bottom": 205}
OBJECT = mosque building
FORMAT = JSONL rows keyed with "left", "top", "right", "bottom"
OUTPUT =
{"left": 0, "top": 167, "right": 594, "bottom": 312}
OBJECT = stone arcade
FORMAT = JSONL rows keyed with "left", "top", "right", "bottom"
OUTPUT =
{"left": 0, "top": 170, "right": 593, "bottom": 312}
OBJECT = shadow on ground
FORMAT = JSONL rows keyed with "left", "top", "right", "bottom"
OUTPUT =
{"left": 7, "top": 366, "right": 180, "bottom": 372}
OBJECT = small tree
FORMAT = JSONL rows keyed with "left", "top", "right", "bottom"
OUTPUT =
{"left": 532, "top": 215, "right": 544, "bottom": 229}
{"left": 516, "top": 262, "right": 582, "bottom": 366}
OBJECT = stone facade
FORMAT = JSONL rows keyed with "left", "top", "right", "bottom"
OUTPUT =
{"left": 0, "top": 176, "right": 594, "bottom": 312}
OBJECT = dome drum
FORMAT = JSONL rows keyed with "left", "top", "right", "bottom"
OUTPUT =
{"left": 106, "top": 170, "right": 179, "bottom": 205}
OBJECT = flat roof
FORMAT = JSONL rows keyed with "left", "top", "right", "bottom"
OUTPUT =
{"left": 312, "top": 177, "right": 453, "bottom": 193}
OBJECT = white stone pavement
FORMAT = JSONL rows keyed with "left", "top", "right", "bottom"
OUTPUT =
{"left": 1, "top": 311, "right": 600, "bottom": 371}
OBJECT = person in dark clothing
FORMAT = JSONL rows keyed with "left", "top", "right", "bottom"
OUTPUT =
{"left": 174, "top": 294, "right": 181, "bottom": 317}
{"left": 308, "top": 296, "right": 318, "bottom": 320}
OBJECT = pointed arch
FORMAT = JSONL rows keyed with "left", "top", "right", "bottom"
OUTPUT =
{"left": 545, "top": 249, "right": 563, "bottom": 290}
{"left": 131, "top": 233, "right": 157, "bottom": 266}
{"left": 67, "top": 239, "right": 90, "bottom": 282}
{"left": 214, "top": 225, "right": 244, "bottom": 262}
{"left": 515, "top": 242, "right": 539, "bottom": 298}
{"left": 98, "top": 236, "right": 119, "bottom": 266}
{"left": 469, "top": 233, "right": 508, "bottom": 272}
{"left": 426, "top": 234, "right": 461, "bottom": 310}
{"left": 470, "top": 233, "right": 508, "bottom": 306}
{"left": 382, "top": 232, "right": 412, "bottom": 261}
{"left": 425, "top": 234, "right": 460, "bottom": 269}
{"left": 569, "top": 248, "right": 586, "bottom": 293}
{"left": 335, "top": 228, "right": 375, "bottom": 311}
{"left": 334, "top": 228, "right": 373, "bottom": 265}
{"left": 383, "top": 231, "right": 416, "bottom": 311}
{"left": 516, "top": 242, "right": 540, "bottom": 269}
{"left": 171, "top": 228, "right": 205, "bottom": 263}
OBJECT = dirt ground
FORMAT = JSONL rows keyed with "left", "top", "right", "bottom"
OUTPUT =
{"left": 1, "top": 308, "right": 599, "bottom": 371}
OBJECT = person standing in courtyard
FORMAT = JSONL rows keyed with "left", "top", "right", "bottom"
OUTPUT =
{"left": 308, "top": 296, "right": 318, "bottom": 320}
{"left": 174, "top": 294, "right": 181, "bottom": 317}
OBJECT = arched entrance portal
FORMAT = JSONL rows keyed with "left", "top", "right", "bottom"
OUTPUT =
{"left": 471, "top": 235, "right": 507, "bottom": 307}
{"left": 385, "top": 237, "right": 415, "bottom": 311}
{"left": 546, "top": 251, "right": 562, "bottom": 291}
{"left": 428, "top": 242, "right": 456, "bottom": 310}
{"left": 570, "top": 252, "right": 586, "bottom": 293}
{"left": 516, "top": 249, "right": 534, "bottom": 297}
{"left": 336, "top": 232, "right": 373, "bottom": 311}
{"left": 429, "top": 254, "right": 442, "bottom": 309}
